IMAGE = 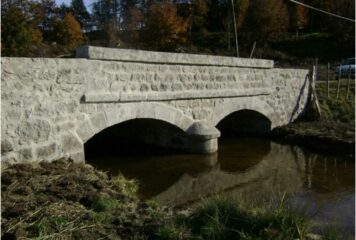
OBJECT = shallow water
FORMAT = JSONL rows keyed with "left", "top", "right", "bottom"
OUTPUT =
{"left": 87, "top": 137, "right": 355, "bottom": 237}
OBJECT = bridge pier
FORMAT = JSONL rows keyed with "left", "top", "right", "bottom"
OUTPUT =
{"left": 186, "top": 121, "right": 221, "bottom": 154}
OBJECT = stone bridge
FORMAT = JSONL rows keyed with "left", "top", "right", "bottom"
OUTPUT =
{"left": 1, "top": 46, "right": 309, "bottom": 164}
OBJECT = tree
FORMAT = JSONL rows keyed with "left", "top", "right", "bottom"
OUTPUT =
{"left": 289, "top": 2, "right": 309, "bottom": 37}
{"left": 242, "top": 0, "right": 289, "bottom": 43}
{"left": 124, "top": 6, "right": 144, "bottom": 44}
{"left": 1, "top": 0, "right": 44, "bottom": 56}
{"left": 190, "top": 0, "right": 209, "bottom": 32}
{"left": 206, "top": 0, "right": 229, "bottom": 32}
{"left": 53, "top": 13, "right": 85, "bottom": 51}
{"left": 92, "top": 0, "right": 120, "bottom": 29}
{"left": 59, "top": 3, "right": 71, "bottom": 17}
{"left": 120, "top": 0, "right": 142, "bottom": 27}
{"left": 235, "top": 0, "right": 249, "bottom": 30}
{"left": 70, "top": 0, "right": 90, "bottom": 30}
{"left": 323, "top": 0, "right": 355, "bottom": 55}
{"left": 39, "top": 0, "right": 59, "bottom": 30}
{"left": 142, "top": 3, "right": 189, "bottom": 50}
{"left": 92, "top": 0, "right": 121, "bottom": 46}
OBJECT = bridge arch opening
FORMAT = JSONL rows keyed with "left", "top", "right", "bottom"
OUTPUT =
{"left": 216, "top": 109, "right": 272, "bottom": 137}
{"left": 215, "top": 110, "right": 272, "bottom": 172}
{"left": 84, "top": 118, "right": 190, "bottom": 159}
{"left": 84, "top": 118, "right": 216, "bottom": 199}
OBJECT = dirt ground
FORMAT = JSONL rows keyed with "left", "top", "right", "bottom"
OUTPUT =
{"left": 1, "top": 159, "right": 170, "bottom": 240}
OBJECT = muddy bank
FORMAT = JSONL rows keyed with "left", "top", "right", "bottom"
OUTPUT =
{"left": 271, "top": 120, "right": 355, "bottom": 155}
{"left": 1, "top": 159, "right": 170, "bottom": 239}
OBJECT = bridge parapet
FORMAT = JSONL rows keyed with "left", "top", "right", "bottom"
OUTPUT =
{"left": 76, "top": 46, "right": 274, "bottom": 68}
{"left": 79, "top": 46, "right": 275, "bottom": 103}
{"left": 1, "top": 47, "right": 309, "bottom": 164}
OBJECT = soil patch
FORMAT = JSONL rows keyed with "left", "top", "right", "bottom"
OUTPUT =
{"left": 1, "top": 159, "right": 170, "bottom": 239}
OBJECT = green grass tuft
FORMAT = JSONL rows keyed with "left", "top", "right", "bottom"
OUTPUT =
{"left": 111, "top": 174, "right": 139, "bottom": 198}
{"left": 91, "top": 196, "right": 122, "bottom": 212}
{"left": 154, "top": 195, "right": 310, "bottom": 240}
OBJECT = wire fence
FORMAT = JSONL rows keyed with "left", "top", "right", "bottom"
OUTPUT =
{"left": 314, "top": 58, "right": 355, "bottom": 101}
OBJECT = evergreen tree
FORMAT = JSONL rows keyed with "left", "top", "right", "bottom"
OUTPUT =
{"left": 92, "top": 0, "right": 121, "bottom": 46}
{"left": 70, "top": 0, "right": 91, "bottom": 29}
{"left": 1, "top": 0, "right": 44, "bottom": 56}
{"left": 206, "top": 0, "right": 230, "bottom": 32}
{"left": 92, "top": 0, "right": 120, "bottom": 29}
{"left": 39, "top": 0, "right": 59, "bottom": 30}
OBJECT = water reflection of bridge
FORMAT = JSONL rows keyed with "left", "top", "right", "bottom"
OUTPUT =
{"left": 153, "top": 143, "right": 354, "bottom": 207}
{"left": 154, "top": 142, "right": 307, "bottom": 206}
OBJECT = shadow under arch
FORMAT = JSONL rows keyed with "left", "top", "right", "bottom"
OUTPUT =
{"left": 84, "top": 118, "right": 219, "bottom": 199}
{"left": 215, "top": 109, "right": 272, "bottom": 173}
{"left": 216, "top": 109, "right": 272, "bottom": 137}
{"left": 84, "top": 118, "right": 190, "bottom": 158}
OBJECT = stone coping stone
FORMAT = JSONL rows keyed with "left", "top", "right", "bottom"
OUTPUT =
{"left": 76, "top": 46, "right": 274, "bottom": 69}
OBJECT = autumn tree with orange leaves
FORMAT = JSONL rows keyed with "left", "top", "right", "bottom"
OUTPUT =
{"left": 124, "top": 6, "right": 144, "bottom": 45}
{"left": 142, "top": 3, "right": 189, "bottom": 50}
{"left": 289, "top": 3, "right": 309, "bottom": 37}
{"left": 242, "top": 0, "right": 289, "bottom": 43}
{"left": 53, "top": 13, "right": 85, "bottom": 52}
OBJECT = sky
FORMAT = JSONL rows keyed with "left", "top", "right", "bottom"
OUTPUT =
{"left": 55, "top": 0, "right": 95, "bottom": 10}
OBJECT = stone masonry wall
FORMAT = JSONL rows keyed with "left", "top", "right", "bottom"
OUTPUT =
{"left": 1, "top": 47, "right": 309, "bottom": 164}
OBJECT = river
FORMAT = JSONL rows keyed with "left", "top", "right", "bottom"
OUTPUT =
{"left": 87, "top": 137, "right": 355, "bottom": 237}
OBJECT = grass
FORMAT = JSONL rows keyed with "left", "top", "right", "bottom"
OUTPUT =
{"left": 155, "top": 195, "right": 311, "bottom": 240}
{"left": 111, "top": 174, "right": 139, "bottom": 198}
{"left": 91, "top": 196, "right": 122, "bottom": 212}
{"left": 315, "top": 79, "right": 355, "bottom": 123}
{"left": 271, "top": 77, "right": 354, "bottom": 154}
{"left": 1, "top": 159, "right": 167, "bottom": 239}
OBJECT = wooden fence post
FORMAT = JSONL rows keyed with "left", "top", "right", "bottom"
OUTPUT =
{"left": 310, "top": 65, "right": 322, "bottom": 118}
{"left": 336, "top": 63, "right": 342, "bottom": 99}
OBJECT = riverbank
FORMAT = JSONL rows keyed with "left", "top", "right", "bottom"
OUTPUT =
{"left": 1, "top": 159, "right": 171, "bottom": 239}
{"left": 272, "top": 79, "right": 354, "bottom": 156}
{"left": 271, "top": 120, "right": 354, "bottom": 155}
{"left": 1, "top": 159, "right": 338, "bottom": 240}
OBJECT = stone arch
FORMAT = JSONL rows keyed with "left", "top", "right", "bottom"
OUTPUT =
{"left": 207, "top": 98, "right": 276, "bottom": 128}
{"left": 69, "top": 103, "right": 194, "bottom": 162}
{"left": 77, "top": 102, "right": 194, "bottom": 144}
